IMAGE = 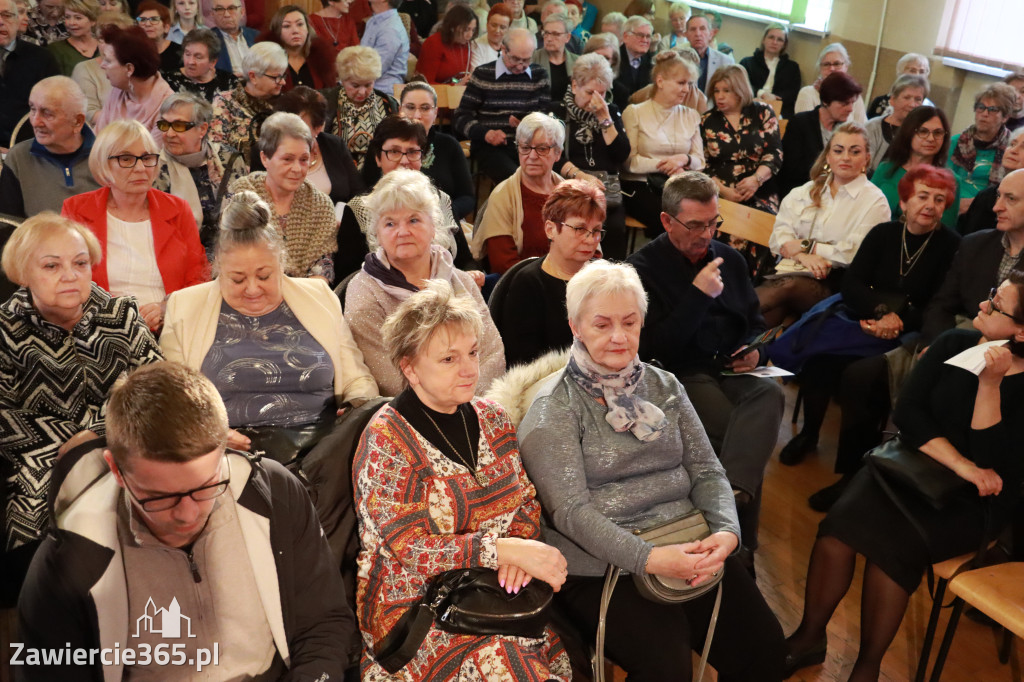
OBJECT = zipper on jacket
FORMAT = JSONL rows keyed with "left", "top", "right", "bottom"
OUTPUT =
{"left": 187, "top": 548, "right": 202, "bottom": 583}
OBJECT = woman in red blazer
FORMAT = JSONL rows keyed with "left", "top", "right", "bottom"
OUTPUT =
{"left": 63, "top": 119, "right": 208, "bottom": 331}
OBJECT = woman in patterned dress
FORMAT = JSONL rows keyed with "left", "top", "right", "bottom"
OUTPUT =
{"left": 0, "top": 213, "right": 163, "bottom": 606}
{"left": 210, "top": 41, "right": 287, "bottom": 161}
{"left": 700, "top": 64, "right": 783, "bottom": 214}
{"left": 352, "top": 279, "right": 571, "bottom": 681}
{"left": 323, "top": 45, "right": 399, "bottom": 168}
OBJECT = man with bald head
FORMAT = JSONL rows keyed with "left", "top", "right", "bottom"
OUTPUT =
{"left": 454, "top": 27, "right": 551, "bottom": 183}
{"left": 0, "top": 75, "right": 100, "bottom": 218}
{"left": 0, "top": 0, "right": 61, "bottom": 150}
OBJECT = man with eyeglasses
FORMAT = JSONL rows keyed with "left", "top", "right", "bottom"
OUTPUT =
{"left": 454, "top": 27, "right": 551, "bottom": 184}
{"left": 0, "top": 0, "right": 60, "bottom": 152}
{"left": 210, "top": 0, "right": 256, "bottom": 76}
{"left": 533, "top": 0, "right": 582, "bottom": 55}
{"left": 628, "top": 171, "right": 783, "bottom": 568}
{"left": 685, "top": 13, "right": 733, "bottom": 94}
{"left": 612, "top": 15, "right": 653, "bottom": 110}
{"left": 0, "top": 75, "right": 100, "bottom": 218}
{"left": 19, "top": 362, "right": 356, "bottom": 680}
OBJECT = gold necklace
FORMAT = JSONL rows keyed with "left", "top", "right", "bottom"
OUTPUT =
{"left": 421, "top": 407, "right": 484, "bottom": 486}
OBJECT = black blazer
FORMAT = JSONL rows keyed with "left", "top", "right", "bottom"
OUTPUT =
{"left": 250, "top": 132, "right": 364, "bottom": 206}
{"left": 0, "top": 40, "right": 60, "bottom": 145}
{"left": 956, "top": 185, "right": 997, "bottom": 236}
{"left": 779, "top": 107, "right": 824, "bottom": 197}
{"left": 613, "top": 45, "right": 652, "bottom": 111}
{"left": 739, "top": 49, "right": 802, "bottom": 119}
{"left": 921, "top": 229, "right": 1024, "bottom": 343}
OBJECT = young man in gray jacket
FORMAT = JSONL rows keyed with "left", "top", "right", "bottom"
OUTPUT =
{"left": 17, "top": 361, "right": 357, "bottom": 681}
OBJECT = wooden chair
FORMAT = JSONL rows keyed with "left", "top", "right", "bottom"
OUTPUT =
{"left": 779, "top": 118, "right": 788, "bottom": 138}
{"left": 928, "top": 562, "right": 1024, "bottom": 681}
{"left": 717, "top": 198, "right": 776, "bottom": 248}
{"left": 625, "top": 215, "right": 646, "bottom": 254}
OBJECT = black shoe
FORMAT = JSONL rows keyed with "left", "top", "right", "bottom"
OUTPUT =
{"left": 808, "top": 475, "right": 852, "bottom": 512}
{"left": 784, "top": 634, "right": 827, "bottom": 678}
{"left": 779, "top": 432, "right": 818, "bottom": 466}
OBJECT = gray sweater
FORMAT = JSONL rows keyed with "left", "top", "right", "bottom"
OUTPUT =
{"left": 518, "top": 365, "right": 740, "bottom": 577}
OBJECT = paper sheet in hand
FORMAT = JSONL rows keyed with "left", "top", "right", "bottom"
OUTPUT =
{"left": 721, "top": 365, "right": 794, "bottom": 378}
{"left": 943, "top": 339, "right": 1008, "bottom": 375}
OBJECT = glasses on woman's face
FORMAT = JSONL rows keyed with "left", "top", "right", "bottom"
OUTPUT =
{"left": 156, "top": 119, "right": 197, "bottom": 132}
{"left": 108, "top": 153, "right": 160, "bottom": 168}
{"left": 136, "top": 15, "right": 162, "bottom": 24}
{"left": 401, "top": 103, "right": 435, "bottom": 115}
{"left": 987, "top": 288, "right": 1024, "bottom": 324}
{"left": 975, "top": 103, "right": 1002, "bottom": 115}
{"left": 915, "top": 126, "right": 946, "bottom": 140}
{"left": 561, "top": 222, "right": 606, "bottom": 240}
{"left": 517, "top": 144, "right": 555, "bottom": 157}
{"left": 381, "top": 147, "right": 423, "bottom": 161}
{"left": 260, "top": 72, "right": 287, "bottom": 83}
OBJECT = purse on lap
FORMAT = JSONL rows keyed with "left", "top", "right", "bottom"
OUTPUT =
{"left": 864, "top": 436, "right": 973, "bottom": 510}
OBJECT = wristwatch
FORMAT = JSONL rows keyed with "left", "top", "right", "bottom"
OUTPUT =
{"left": 800, "top": 239, "right": 816, "bottom": 254}
{"left": 599, "top": 118, "right": 613, "bottom": 130}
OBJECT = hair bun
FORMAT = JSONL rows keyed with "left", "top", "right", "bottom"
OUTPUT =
{"left": 221, "top": 190, "right": 273, "bottom": 233}
{"left": 654, "top": 50, "right": 682, "bottom": 65}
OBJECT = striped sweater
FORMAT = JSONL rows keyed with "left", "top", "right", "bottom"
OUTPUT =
{"left": 454, "top": 62, "right": 551, "bottom": 143}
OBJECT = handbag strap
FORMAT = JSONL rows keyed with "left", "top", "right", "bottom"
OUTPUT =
{"left": 593, "top": 564, "right": 722, "bottom": 682}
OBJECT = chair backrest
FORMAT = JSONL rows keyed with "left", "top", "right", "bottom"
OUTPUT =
{"left": 333, "top": 269, "right": 361, "bottom": 311}
{"left": 779, "top": 118, "right": 788, "bottom": 138}
{"left": 717, "top": 198, "right": 776, "bottom": 248}
{"left": 488, "top": 256, "right": 538, "bottom": 322}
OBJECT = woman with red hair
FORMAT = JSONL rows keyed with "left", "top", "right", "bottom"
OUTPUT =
{"left": 95, "top": 24, "right": 174, "bottom": 142}
{"left": 778, "top": 165, "right": 962, "bottom": 504}
{"left": 260, "top": 5, "right": 337, "bottom": 90}
{"left": 470, "top": 2, "right": 512, "bottom": 71}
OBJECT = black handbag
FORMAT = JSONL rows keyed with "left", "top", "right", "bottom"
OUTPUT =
{"left": 864, "top": 436, "right": 972, "bottom": 510}
{"left": 374, "top": 567, "right": 553, "bottom": 673}
{"left": 591, "top": 170, "right": 622, "bottom": 208}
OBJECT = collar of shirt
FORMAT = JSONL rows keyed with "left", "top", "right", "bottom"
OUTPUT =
{"left": 833, "top": 173, "right": 871, "bottom": 200}
{"left": 3, "top": 39, "right": 16, "bottom": 55}
{"left": 625, "top": 48, "right": 643, "bottom": 68}
{"left": 495, "top": 57, "right": 531, "bottom": 79}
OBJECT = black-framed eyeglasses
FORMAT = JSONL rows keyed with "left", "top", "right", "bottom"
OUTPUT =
{"left": 987, "top": 288, "right": 1024, "bottom": 324}
{"left": 517, "top": 144, "right": 555, "bottom": 157}
{"left": 136, "top": 15, "right": 162, "bottom": 23}
{"left": 504, "top": 53, "right": 532, "bottom": 66}
{"left": 975, "top": 103, "right": 1003, "bottom": 115}
{"left": 381, "top": 147, "right": 423, "bottom": 161}
{"left": 542, "top": 30, "right": 566, "bottom": 38}
{"left": 260, "top": 72, "right": 287, "bottom": 83}
{"left": 156, "top": 119, "right": 198, "bottom": 133}
{"left": 561, "top": 222, "right": 606, "bottom": 240}
{"left": 914, "top": 127, "right": 946, "bottom": 140}
{"left": 122, "top": 457, "right": 231, "bottom": 512}
{"left": 108, "top": 153, "right": 160, "bottom": 168}
{"left": 666, "top": 213, "right": 724, "bottom": 233}
{"left": 212, "top": 4, "right": 241, "bottom": 12}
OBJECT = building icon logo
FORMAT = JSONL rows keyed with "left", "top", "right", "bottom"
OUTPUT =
{"left": 133, "top": 597, "right": 196, "bottom": 639}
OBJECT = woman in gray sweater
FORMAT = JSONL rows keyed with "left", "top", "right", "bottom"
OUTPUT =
{"left": 518, "top": 260, "right": 785, "bottom": 682}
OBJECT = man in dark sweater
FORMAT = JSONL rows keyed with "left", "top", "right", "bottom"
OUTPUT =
{"left": 454, "top": 27, "right": 550, "bottom": 184}
{"left": 628, "top": 171, "right": 783, "bottom": 551}
{"left": 612, "top": 16, "right": 652, "bottom": 111}
{"left": 0, "top": 0, "right": 61, "bottom": 150}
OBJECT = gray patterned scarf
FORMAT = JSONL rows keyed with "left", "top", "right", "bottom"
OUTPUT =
{"left": 566, "top": 338, "right": 667, "bottom": 441}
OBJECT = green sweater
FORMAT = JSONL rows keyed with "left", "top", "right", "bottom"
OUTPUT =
{"left": 871, "top": 160, "right": 960, "bottom": 229}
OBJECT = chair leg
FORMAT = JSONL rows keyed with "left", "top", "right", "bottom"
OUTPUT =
{"left": 999, "top": 628, "right": 1013, "bottom": 665}
{"left": 791, "top": 384, "right": 803, "bottom": 425}
{"left": 915, "top": 578, "right": 949, "bottom": 682}
{"left": 929, "top": 597, "right": 966, "bottom": 682}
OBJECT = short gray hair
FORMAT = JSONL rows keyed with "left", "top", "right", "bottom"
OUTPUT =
{"left": 572, "top": 52, "right": 614, "bottom": 90}
{"left": 565, "top": 260, "right": 648, "bottom": 326}
{"left": 381, "top": 279, "right": 483, "bottom": 380}
{"left": 890, "top": 73, "right": 929, "bottom": 100}
{"left": 623, "top": 15, "right": 652, "bottom": 35}
{"left": 542, "top": 11, "right": 570, "bottom": 33}
{"left": 817, "top": 42, "right": 850, "bottom": 69}
{"left": 667, "top": 2, "right": 688, "bottom": 19}
{"left": 516, "top": 111, "right": 564, "bottom": 149}
{"left": 601, "top": 11, "right": 626, "bottom": 30}
{"left": 160, "top": 91, "right": 213, "bottom": 125}
{"left": 256, "top": 111, "right": 313, "bottom": 158}
{"left": 975, "top": 82, "right": 1018, "bottom": 118}
{"left": 897, "top": 52, "right": 929, "bottom": 75}
{"left": 661, "top": 170, "right": 718, "bottom": 214}
{"left": 362, "top": 168, "right": 445, "bottom": 252}
{"left": 503, "top": 26, "right": 537, "bottom": 52}
{"left": 31, "top": 76, "right": 87, "bottom": 119}
{"left": 242, "top": 41, "right": 287, "bottom": 84}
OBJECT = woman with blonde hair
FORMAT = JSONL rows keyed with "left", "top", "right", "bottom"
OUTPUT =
{"left": 48, "top": 0, "right": 101, "bottom": 75}
{"left": 622, "top": 50, "right": 703, "bottom": 237}
{"left": 324, "top": 44, "right": 399, "bottom": 166}
{"left": 167, "top": 0, "right": 203, "bottom": 43}
{"left": 701, "top": 64, "right": 783, "bottom": 212}
{"left": 756, "top": 122, "right": 890, "bottom": 328}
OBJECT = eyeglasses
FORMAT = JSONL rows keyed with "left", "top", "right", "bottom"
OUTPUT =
{"left": 975, "top": 103, "right": 1003, "bottom": 114}
{"left": 122, "top": 457, "right": 231, "bottom": 512}
{"left": 666, "top": 213, "right": 724, "bottom": 233}
{"left": 561, "top": 222, "right": 605, "bottom": 240}
{"left": 915, "top": 127, "right": 946, "bottom": 140}
{"left": 517, "top": 144, "right": 555, "bottom": 157}
{"left": 504, "top": 53, "right": 532, "bottom": 66}
{"left": 0, "top": 10, "right": 18, "bottom": 21}
{"left": 542, "top": 30, "right": 566, "bottom": 37}
{"left": 108, "top": 153, "right": 160, "bottom": 168}
{"left": 820, "top": 60, "right": 846, "bottom": 69}
{"left": 987, "top": 288, "right": 1024, "bottom": 324}
{"left": 627, "top": 30, "right": 652, "bottom": 40}
{"left": 401, "top": 103, "right": 436, "bottom": 114}
{"left": 212, "top": 4, "right": 240, "bottom": 12}
{"left": 381, "top": 147, "right": 423, "bottom": 161}
{"left": 260, "top": 72, "right": 287, "bottom": 83}
{"left": 136, "top": 15, "right": 162, "bottom": 23}
{"left": 156, "top": 119, "right": 198, "bottom": 132}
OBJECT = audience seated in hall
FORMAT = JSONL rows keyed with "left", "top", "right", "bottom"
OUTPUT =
{"left": 167, "top": 0, "right": 203, "bottom": 45}
{"left": 47, "top": 0, "right": 100, "bottom": 77}
{"left": 685, "top": 12, "right": 734, "bottom": 94}
{"left": 534, "top": 0, "right": 583, "bottom": 55}
{"left": 259, "top": 5, "right": 337, "bottom": 91}
{"left": 866, "top": 52, "right": 933, "bottom": 119}
{"left": 864, "top": 74, "right": 928, "bottom": 172}
{"left": 473, "top": 111, "right": 564, "bottom": 275}
{"left": 135, "top": 1, "right": 183, "bottom": 75}
{"left": 0, "top": 76, "right": 101, "bottom": 219}
{"left": 628, "top": 171, "right": 783, "bottom": 556}
{"left": 94, "top": 24, "right": 174, "bottom": 144}
{"left": 470, "top": 2, "right": 512, "bottom": 71}
{"left": 209, "top": 0, "right": 257, "bottom": 77}
{"left": 533, "top": 11, "right": 576, "bottom": 103}
{"left": 209, "top": 42, "right": 285, "bottom": 161}
{"left": 656, "top": 2, "right": 688, "bottom": 52}
{"left": 959, "top": 126, "right": 1024, "bottom": 235}
{"left": 322, "top": 45, "right": 399, "bottom": 169}
{"left": 794, "top": 42, "right": 867, "bottom": 124}
{"left": 73, "top": 11, "right": 134, "bottom": 127}
{"left": 417, "top": 4, "right": 476, "bottom": 85}
{"left": 948, "top": 82, "right": 1016, "bottom": 213}
{"left": 612, "top": 16, "right": 652, "bottom": 111}
{"left": 0, "top": 0, "right": 61, "bottom": 149}
{"left": 740, "top": 22, "right": 801, "bottom": 119}
{"left": 162, "top": 27, "right": 238, "bottom": 101}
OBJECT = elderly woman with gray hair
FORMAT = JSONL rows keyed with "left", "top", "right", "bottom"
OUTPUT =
{"left": 154, "top": 92, "right": 249, "bottom": 256}
{"left": 517, "top": 260, "right": 785, "bottom": 681}
{"left": 864, "top": 74, "right": 928, "bottom": 172}
{"left": 209, "top": 41, "right": 288, "bottom": 161}
{"left": 794, "top": 42, "right": 867, "bottom": 124}
{"left": 345, "top": 168, "right": 505, "bottom": 397}
{"left": 227, "top": 111, "right": 338, "bottom": 281}
{"left": 473, "top": 111, "right": 564, "bottom": 274}
{"left": 949, "top": 81, "right": 1018, "bottom": 211}
{"left": 352, "top": 278, "right": 569, "bottom": 680}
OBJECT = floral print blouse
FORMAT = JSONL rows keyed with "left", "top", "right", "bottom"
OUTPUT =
{"left": 701, "top": 101, "right": 784, "bottom": 214}
{"left": 209, "top": 82, "right": 275, "bottom": 163}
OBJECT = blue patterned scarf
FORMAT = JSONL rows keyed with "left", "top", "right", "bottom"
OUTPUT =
{"left": 566, "top": 338, "right": 667, "bottom": 442}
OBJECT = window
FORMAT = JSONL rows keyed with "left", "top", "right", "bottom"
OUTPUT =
{"left": 935, "top": 0, "right": 1024, "bottom": 71}
{"left": 689, "top": 0, "right": 833, "bottom": 32}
